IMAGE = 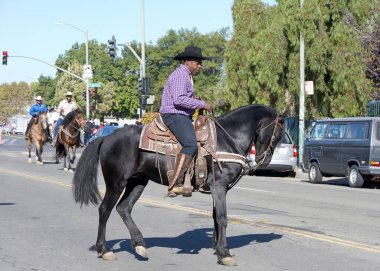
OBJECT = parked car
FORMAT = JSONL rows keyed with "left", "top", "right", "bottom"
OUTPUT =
{"left": 303, "top": 117, "right": 380, "bottom": 188}
{"left": 88, "top": 125, "right": 122, "bottom": 144}
{"left": 249, "top": 132, "right": 298, "bottom": 177}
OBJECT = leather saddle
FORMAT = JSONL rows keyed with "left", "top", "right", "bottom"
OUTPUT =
{"left": 139, "top": 114, "right": 217, "bottom": 190}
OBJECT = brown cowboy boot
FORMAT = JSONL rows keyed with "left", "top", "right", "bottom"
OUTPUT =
{"left": 24, "top": 118, "right": 35, "bottom": 140}
{"left": 168, "top": 153, "right": 193, "bottom": 197}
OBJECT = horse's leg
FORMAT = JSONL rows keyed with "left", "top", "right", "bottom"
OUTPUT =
{"left": 115, "top": 176, "right": 149, "bottom": 258}
{"left": 28, "top": 139, "right": 32, "bottom": 163}
{"left": 63, "top": 144, "right": 68, "bottom": 171}
{"left": 212, "top": 184, "right": 235, "bottom": 266}
{"left": 70, "top": 146, "right": 76, "bottom": 164}
{"left": 96, "top": 185, "right": 124, "bottom": 260}
{"left": 35, "top": 141, "right": 42, "bottom": 165}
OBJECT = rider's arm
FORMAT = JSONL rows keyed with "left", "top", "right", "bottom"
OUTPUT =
{"left": 29, "top": 105, "right": 37, "bottom": 117}
{"left": 57, "top": 101, "right": 64, "bottom": 115}
{"left": 171, "top": 72, "right": 205, "bottom": 110}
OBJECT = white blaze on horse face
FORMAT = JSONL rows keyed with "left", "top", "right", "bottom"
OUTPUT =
{"left": 40, "top": 115, "right": 47, "bottom": 130}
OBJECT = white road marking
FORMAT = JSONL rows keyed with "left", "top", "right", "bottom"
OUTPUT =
{"left": 234, "top": 186, "right": 276, "bottom": 194}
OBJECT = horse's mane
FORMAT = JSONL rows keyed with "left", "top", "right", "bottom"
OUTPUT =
{"left": 62, "top": 109, "right": 82, "bottom": 127}
{"left": 217, "top": 104, "right": 277, "bottom": 123}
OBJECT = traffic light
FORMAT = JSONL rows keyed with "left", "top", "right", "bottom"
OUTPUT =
{"left": 137, "top": 78, "right": 143, "bottom": 93}
{"left": 107, "top": 35, "right": 117, "bottom": 62}
{"left": 2, "top": 51, "right": 8, "bottom": 65}
{"left": 143, "top": 77, "right": 150, "bottom": 95}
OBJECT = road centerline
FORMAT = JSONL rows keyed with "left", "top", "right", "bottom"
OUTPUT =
{"left": 1, "top": 165, "right": 379, "bottom": 255}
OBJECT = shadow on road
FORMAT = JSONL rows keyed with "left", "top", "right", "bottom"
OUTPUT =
{"left": 302, "top": 177, "right": 380, "bottom": 189}
{"left": 89, "top": 228, "right": 282, "bottom": 258}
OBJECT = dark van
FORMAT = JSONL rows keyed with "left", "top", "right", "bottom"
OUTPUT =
{"left": 303, "top": 117, "right": 380, "bottom": 188}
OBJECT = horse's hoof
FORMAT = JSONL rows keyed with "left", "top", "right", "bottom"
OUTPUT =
{"left": 220, "top": 257, "right": 236, "bottom": 266}
{"left": 68, "top": 169, "right": 74, "bottom": 173}
{"left": 38, "top": 161, "right": 43, "bottom": 165}
{"left": 135, "top": 246, "right": 148, "bottom": 258}
{"left": 102, "top": 251, "right": 116, "bottom": 260}
{"left": 64, "top": 168, "right": 68, "bottom": 171}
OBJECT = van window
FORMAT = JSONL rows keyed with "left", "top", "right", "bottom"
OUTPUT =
{"left": 326, "top": 124, "right": 347, "bottom": 139}
{"left": 346, "top": 123, "right": 369, "bottom": 139}
{"left": 310, "top": 123, "right": 328, "bottom": 139}
{"left": 376, "top": 122, "right": 380, "bottom": 140}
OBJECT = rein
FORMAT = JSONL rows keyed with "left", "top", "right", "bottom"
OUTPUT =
{"left": 206, "top": 112, "right": 282, "bottom": 190}
{"left": 62, "top": 116, "right": 84, "bottom": 138}
{"left": 254, "top": 115, "right": 282, "bottom": 166}
{"left": 207, "top": 114, "right": 247, "bottom": 158}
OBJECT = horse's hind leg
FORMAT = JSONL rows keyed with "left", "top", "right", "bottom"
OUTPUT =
{"left": 96, "top": 186, "right": 123, "bottom": 260}
{"left": 116, "top": 175, "right": 149, "bottom": 258}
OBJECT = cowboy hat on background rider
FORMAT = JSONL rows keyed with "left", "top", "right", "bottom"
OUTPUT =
{"left": 51, "top": 91, "right": 80, "bottom": 147}
{"left": 25, "top": 96, "right": 50, "bottom": 140}
{"left": 159, "top": 45, "right": 213, "bottom": 197}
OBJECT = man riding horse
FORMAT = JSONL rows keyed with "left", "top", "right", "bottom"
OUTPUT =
{"left": 159, "top": 45, "right": 213, "bottom": 197}
{"left": 51, "top": 91, "right": 82, "bottom": 147}
{"left": 25, "top": 96, "right": 50, "bottom": 141}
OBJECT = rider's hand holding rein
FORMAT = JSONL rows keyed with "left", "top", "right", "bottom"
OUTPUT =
{"left": 203, "top": 101, "right": 213, "bottom": 112}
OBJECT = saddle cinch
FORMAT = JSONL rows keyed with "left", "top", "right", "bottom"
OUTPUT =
{"left": 139, "top": 114, "right": 217, "bottom": 191}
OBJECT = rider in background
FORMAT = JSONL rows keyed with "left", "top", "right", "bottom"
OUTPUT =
{"left": 25, "top": 96, "right": 50, "bottom": 140}
{"left": 51, "top": 91, "right": 79, "bottom": 147}
{"left": 160, "top": 45, "right": 213, "bottom": 197}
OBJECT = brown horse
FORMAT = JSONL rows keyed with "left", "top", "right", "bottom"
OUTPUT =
{"left": 55, "top": 109, "right": 86, "bottom": 171}
{"left": 27, "top": 114, "right": 49, "bottom": 165}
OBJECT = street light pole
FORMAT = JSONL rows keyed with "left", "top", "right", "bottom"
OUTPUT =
{"left": 299, "top": 0, "right": 305, "bottom": 168}
{"left": 140, "top": 0, "right": 146, "bottom": 119}
{"left": 141, "top": 0, "right": 145, "bottom": 78}
{"left": 56, "top": 21, "right": 90, "bottom": 119}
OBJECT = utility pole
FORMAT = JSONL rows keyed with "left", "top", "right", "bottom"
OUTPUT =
{"left": 141, "top": 0, "right": 145, "bottom": 78}
{"left": 299, "top": 0, "right": 305, "bottom": 168}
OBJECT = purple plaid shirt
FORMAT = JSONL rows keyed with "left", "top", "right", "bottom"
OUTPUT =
{"left": 159, "top": 64, "right": 205, "bottom": 116}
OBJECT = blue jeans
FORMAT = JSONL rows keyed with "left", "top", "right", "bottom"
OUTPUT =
{"left": 53, "top": 118, "right": 63, "bottom": 139}
{"left": 161, "top": 113, "right": 197, "bottom": 157}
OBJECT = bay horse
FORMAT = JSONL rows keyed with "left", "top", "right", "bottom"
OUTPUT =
{"left": 55, "top": 109, "right": 86, "bottom": 171}
{"left": 72, "top": 104, "right": 284, "bottom": 265}
{"left": 27, "top": 113, "right": 48, "bottom": 165}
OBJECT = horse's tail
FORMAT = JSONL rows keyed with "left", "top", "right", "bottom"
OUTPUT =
{"left": 56, "top": 141, "right": 66, "bottom": 159}
{"left": 72, "top": 137, "right": 105, "bottom": 206}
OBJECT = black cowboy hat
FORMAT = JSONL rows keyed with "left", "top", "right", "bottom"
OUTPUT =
{"left": 174, "top": 46, "right": 211, "bottom": 61}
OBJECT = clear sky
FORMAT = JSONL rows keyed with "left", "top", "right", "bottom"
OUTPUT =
{"left": 0, "top": 0, "right": 276, "bottom": 84}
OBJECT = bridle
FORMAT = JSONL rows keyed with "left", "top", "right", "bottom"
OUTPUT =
{"left": 62, "top": 114, "right": 86, "bottom": 138}
{"left": 205, "top": 112, "right": 282, "bottom": 191}
{"left": 254, "top": 115, "right": 282, "bottom": 166}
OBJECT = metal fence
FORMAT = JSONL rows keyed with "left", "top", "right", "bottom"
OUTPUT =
{"left": 366, "top": 100, "right": 380, "bottom": 117}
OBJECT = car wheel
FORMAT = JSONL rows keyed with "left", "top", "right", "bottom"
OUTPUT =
{"left": 309, "top": 162, "right": 322, "bottom": 183}
{"left": 347, "top": 165, "right": 364, "bottom": 188}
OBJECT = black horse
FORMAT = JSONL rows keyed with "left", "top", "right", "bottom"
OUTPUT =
{"left": 72, "top": 104, "right": 284, "bottom": 265}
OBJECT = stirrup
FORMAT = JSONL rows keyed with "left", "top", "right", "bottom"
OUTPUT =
{"left": 168, "top": 186, "right": 192, "bottom": 197}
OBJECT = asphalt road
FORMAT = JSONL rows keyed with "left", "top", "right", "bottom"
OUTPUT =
{"left": 1, "top": 133, "right": 380, "bottom": 271}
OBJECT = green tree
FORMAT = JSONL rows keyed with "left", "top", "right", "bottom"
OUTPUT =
{"left": 31, "top": 75, "right": 57, "bottom": 107}
{"left": 226, "top": 0, "right": 377, "bottom": 119}
{"left": 145, "top": 28, "right": 230, "bottom": 112}
{"left": 0, "top": 82, "right": 33, "bottom": 121}
{"left": 54, "top": 61, "right": 86, "bottom": 109}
